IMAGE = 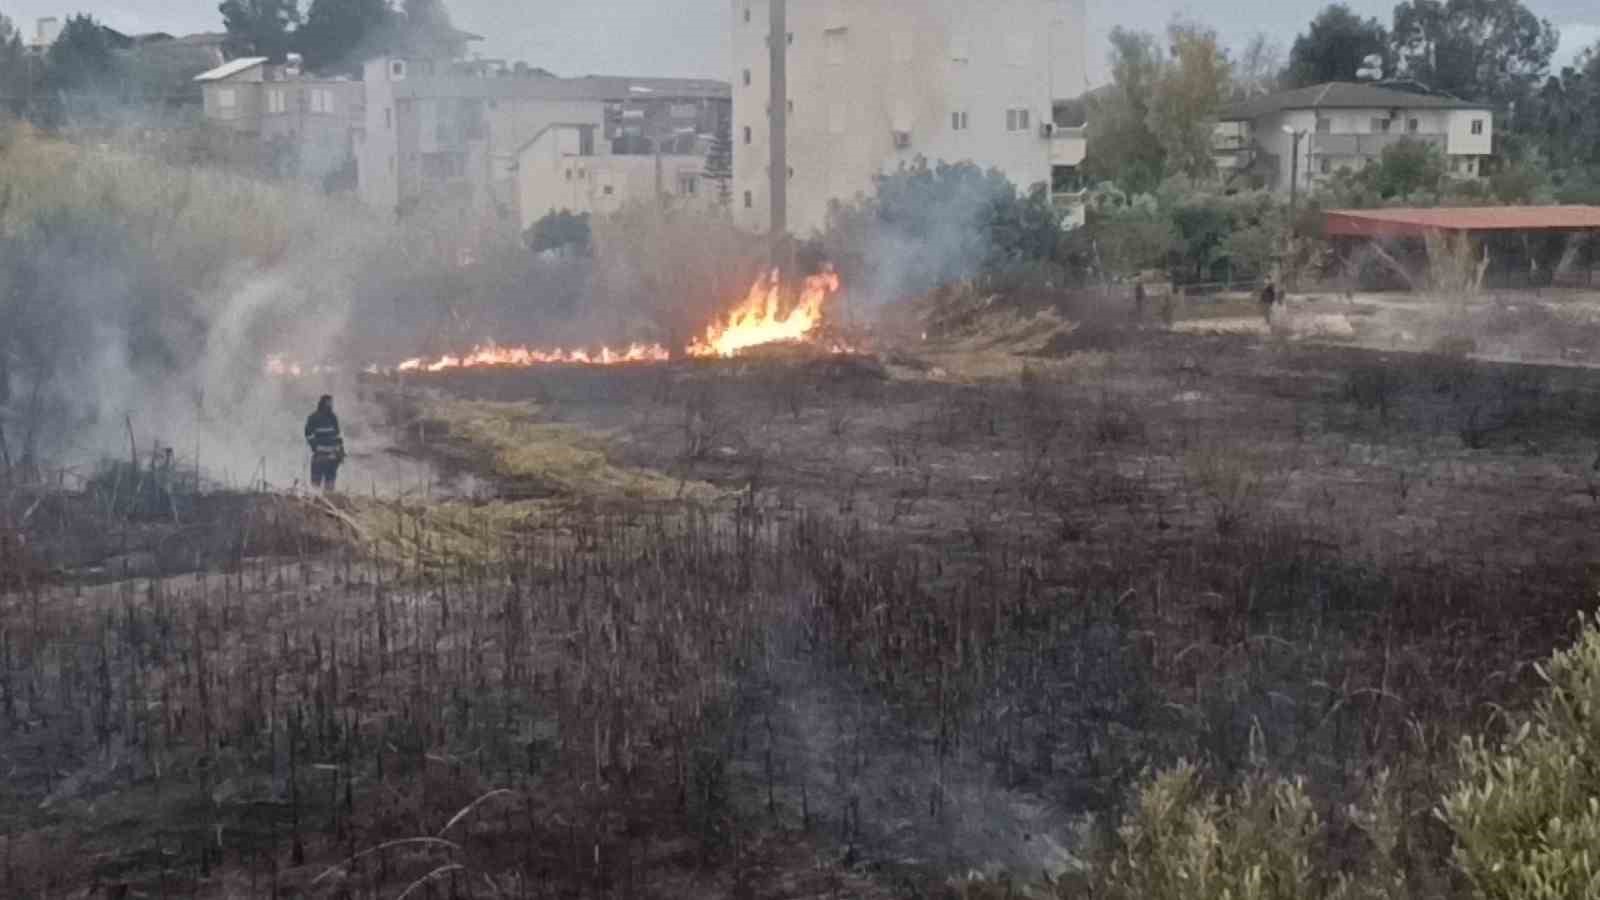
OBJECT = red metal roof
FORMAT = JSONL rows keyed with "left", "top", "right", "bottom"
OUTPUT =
{"left": 1325, "top": 206, "right": 1600, "bottom": 237}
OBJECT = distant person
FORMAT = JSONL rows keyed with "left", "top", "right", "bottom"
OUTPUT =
{"left": 1259, "top": 276, "right": 1279, "bottom": 325}
{"left": 304, "top": 395, "right": 345, "bottom": 491}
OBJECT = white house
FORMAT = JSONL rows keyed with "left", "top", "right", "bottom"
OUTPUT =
{"left": 512, "top": 122, "right": 718, "bottom": 229}
{"left": 1215, "top": 82, "right": 1494, "bottom": 195}
{"left": 731, "top": 0, "right": 1090, "bottom": 236}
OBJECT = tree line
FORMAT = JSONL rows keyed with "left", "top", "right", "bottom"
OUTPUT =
{"left": 0, "top": 0, "right": 460, "bottom": 122}
{"left": 1088, "top": 0, "right": 1597, "bottom": 200}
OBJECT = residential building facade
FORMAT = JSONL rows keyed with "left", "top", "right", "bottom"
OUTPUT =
{"left": 1215, "top": 83, "right": 1494, "bottom": 195}
{"left": 513, "top": 122, "right": 719, "bottom": 229}
{"left": 731, "top": 0, "right": 1090, "bottom": 236}
{"left": 356, "top": 54, "right": 728, "bottom": 220}
{"left": 196, "top": 57, "right": 364, "bottom": 180}
{"left": 196, "top": 47, "right": 730, "bottom": 222}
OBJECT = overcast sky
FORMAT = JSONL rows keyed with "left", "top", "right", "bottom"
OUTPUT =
{"left": 4, "top": 0, "right": 1597, "bottom": 84}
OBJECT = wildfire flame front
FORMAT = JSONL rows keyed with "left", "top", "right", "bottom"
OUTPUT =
{"left": 265, "top": 269, "right": 846, "bottom": 377}
{"left": 687, "top": 268, "right": 843, "bottom": 359}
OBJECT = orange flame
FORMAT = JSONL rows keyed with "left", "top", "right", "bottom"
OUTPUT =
{"left": 686, "top": 268, "right": 843, "bottom": 359}
{"left": 394, "top": 342, "right": 670, "bottom": 373}
{"left": 267, "top": 270, "right": 847, "bottom": 377}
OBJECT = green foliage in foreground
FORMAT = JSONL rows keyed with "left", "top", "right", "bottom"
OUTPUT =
{"left": 1444, "top": 617, "right": 1600, "bottom": 900}
{"left": 1010, "top": 615, "right": 1600, "bottom": 900}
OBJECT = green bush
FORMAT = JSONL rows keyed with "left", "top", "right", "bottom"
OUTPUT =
{"left": 1038, "top": 615, "right": 1600, "bottom": 900}
{"left": 1442, "top": 617, "right": 1600, "bottom": 900}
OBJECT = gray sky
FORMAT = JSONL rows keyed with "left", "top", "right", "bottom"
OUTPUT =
{"left": 4, "top": 0, "right": 1596, "bottom": 83}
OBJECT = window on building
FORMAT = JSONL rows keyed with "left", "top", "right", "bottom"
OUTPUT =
{"left": 787, "top": 32, "right": 794, "bottom": 45}
{"left": 744, "top": 190, "right": 753, "bottom": 209}
{"left": 743, "top": 68, "right": 751, "bottom": 87}
{"left": 1005, "top": 108, "right": 1031, "bottom": 132}
{"left": 1471, "top": 118, "right": 1485, "bottom": 135}
{"left": 787, "top": 99, "right": 794, "bottom": 114}
{"left": 267, "top": 89, "right": 285, "bottom": 114}
{"left": 1371, "top": 117, "right": 1391, "bottom": 133}
{"left": 1408, "top": 118, "right": 1420, "bottom": 133}
{"left": 579, "top": 126, "right": 595, "bottom": 157}
{"left": 743, "top": 7, "right": 750, "bottom": 23}
{"left": 216, "top": 87, "right": 236, "bottom": 117}
{"left": 391, "top": 60, "right": 406, "bottom": 79}
{"left": 679, "top": 173, "right": 698, "bottom": 196}
{"left": 1315, "top": 117, "right": 1331, "bottom": 133}
{"left": 1320, "top": 157, "right": 1332, "bottom": 174}
{"left": 951, "top": 111, "right": 968, "bottom": 131}
{"left": 744, "top": 125, "right": 753, "bottom": 144}
{"left": 603, "top": 185, "right": 615, "bottom": 196}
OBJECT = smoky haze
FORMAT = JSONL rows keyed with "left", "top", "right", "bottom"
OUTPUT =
{"left": 14, "top": 0, "right": 1596, "bottom": 82}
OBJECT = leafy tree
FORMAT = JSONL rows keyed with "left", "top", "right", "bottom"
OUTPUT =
{"left": 295, "top": 0, "right": 395, "bottom": 73}
{"left": 526, "top": 210, "right": 591, "bottom": 257}
{"left": 820, "top": 159, "right": 1066, "bottom": 297}
{"left": 1232, "top": 33, "right": 1285, "bottom": 99}
{"left": 1374, "top": 139, "right": 1447, "bottom": 198}
{"left": 1517, "top": 45, "right": 1600, "bottom": 170}
{"left": 1287, "top": 4, "right": 1389, "bottom": 87}
{"left": 0, "top": 12, "right": 31, "bottom": 113}
{"left": 1149, "top": 21, "right": 1231, "bottom": 182}
{"left": 1389, "top": 0, "right": 1558, "bottom": 106}
{"left": 1085, "top": 28, "right": 1166, "bottom": 194}
{"left": 402, "top": 0, "right": 452, "bottom": 27}
{"left": 702, "top": 107, "right": 733, "bottom": 207}
{"left": 45, "top": 14, "right": 119, "bottom": 94}
{"left": 219, "top": 0, "right": 302, "bottom": 62}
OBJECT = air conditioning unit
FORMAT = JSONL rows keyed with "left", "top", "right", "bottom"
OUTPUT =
{"left": 892, "top": 130, "right": 911, "bottom": 149}
{"left": 1040, "top": 122, "right": 1055, "bottom": 138}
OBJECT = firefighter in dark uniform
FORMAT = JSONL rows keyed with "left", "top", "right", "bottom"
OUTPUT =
{"left": 304, "top": 395, "right": 345, "bottom": 490}
{"left": 1259, "top": 276, "right": 1279, "bottom": 325}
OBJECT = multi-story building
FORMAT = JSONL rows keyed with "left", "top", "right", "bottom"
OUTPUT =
{"left": 1215, "top": 82, "right": 1494, "bottom": 195}
{"left": 513, "top": 120, "right": 723, "bottom": 229}
{"left": 196, "top": 56, "right": 365, "bottom": 180}
{"left": 731, "top": 0, "right": 1090, "bottom": 236}
{"left": 356, "top": 54, "right": 728, "bottom": 221}
{"left": 196, "top": 42, "right": 730, "bottom": 223}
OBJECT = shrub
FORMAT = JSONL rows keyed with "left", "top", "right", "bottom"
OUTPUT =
{"left": 1442, "top": 616, "right": 1600, "bottom": 900}
{"left": 1070, "top": 764, "right": 1321, "bottom": 900}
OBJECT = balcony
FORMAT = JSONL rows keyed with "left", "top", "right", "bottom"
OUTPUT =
{"left": 1310, "top": 132, "right": 1444, "bottom": 157}
{"left": 1047, "top": 125, "right": 1086, "bottom": 166}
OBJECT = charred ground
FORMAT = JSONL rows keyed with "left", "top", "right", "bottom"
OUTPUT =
{"left": 3, "top": 316, "right": 1599, "bottom": 898}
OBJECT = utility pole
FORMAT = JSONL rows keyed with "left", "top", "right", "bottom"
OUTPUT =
{"left": 1281, "top": 126, "right": 1305, "bottom": 289}
{"left": 768, "top": 0, "right": 788, "bottom": 268}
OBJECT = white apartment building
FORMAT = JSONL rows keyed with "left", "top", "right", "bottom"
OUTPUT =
{"left": 1215, "top": 82, "right": 1493, "bottom": 195}
{"left": 731, "top": 0, "right": 1090, "bottom": 236}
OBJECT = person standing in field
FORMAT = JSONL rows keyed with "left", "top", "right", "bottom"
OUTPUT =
{"left": 1259, "top": 276, "right": 1279, "bottom": 325}
{"left": 304, "top": 395, "right": 345, "bottom": 491}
